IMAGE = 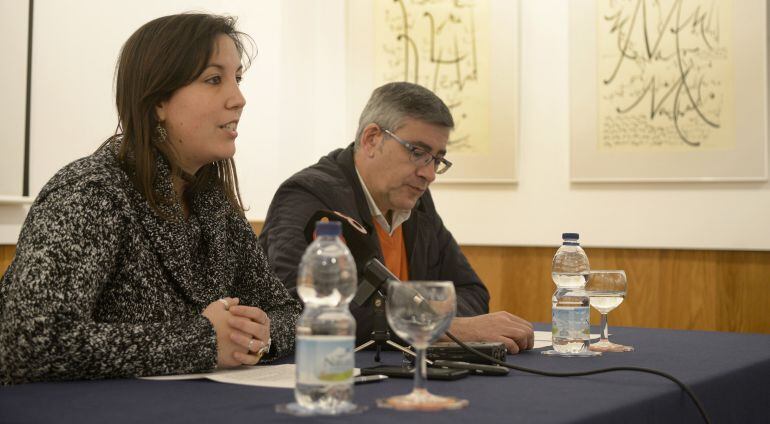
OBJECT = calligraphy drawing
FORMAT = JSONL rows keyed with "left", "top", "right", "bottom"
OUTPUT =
{"left": 374, "top": 0, "right": 491, "bottom": 153}
{"left": 597, "top": 0, "right": 735, "bottom": 151}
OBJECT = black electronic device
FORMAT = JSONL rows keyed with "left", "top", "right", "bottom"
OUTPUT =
{"left": 424, "top": 342, "right": 508, "bottom": 364}
{"left": 360, "top": 365, "right": 469, "bottom": 381}
{"left": 432, "top": 360, "right": 510, "bottom": 376}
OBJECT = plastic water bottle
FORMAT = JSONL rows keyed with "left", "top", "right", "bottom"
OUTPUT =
{"left": 294, "top": 221, "right": 357, "bottom": 414}
{"left": 551, "top": 233, "right": 591, "bottom": 354}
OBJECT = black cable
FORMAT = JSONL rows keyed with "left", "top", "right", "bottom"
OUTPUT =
{"left": 444, "top": 331, "right": 711, "bottom": 424}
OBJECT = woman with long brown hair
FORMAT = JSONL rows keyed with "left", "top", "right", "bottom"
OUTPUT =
{"left": 0, "top": 13, "right": 301, "bottom": 384}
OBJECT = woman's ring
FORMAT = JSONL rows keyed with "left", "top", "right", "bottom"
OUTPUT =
{"left": 258, "top": 338, "right": 271, "bottom": 356}
{"left": 218, "top": 299, "right": 230, "bottom": 310}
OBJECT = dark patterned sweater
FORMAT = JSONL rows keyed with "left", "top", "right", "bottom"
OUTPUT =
{"left": 0, "top": 142, "right": 301, "bottom": 384}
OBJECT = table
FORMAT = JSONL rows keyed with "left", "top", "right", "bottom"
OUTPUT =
{"left": 1, "top": 325, "right": 769, "bottom": 423}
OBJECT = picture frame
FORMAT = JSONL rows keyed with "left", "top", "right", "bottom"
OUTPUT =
{"left": 0, "top": 0, "right": 32, "bottom": 197}
{"left": 569, "top": 0, "right": 768, "bottom": 182}
{"left": 347, "top": 0, "right": 520, "bottom": 184}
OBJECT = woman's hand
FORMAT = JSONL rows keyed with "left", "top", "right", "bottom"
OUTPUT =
{"left": 202, "top": 297, "right": 269, "bottom": 368}
{"left": 227, "top": 304, "right": 271, "bottom": 364}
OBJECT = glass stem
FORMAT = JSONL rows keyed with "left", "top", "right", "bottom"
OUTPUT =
{"left": 600, "top": 313, "right": 610, "bottom": 342}
{"left": 413, "top": 347, "right": 426, "bottom": 393}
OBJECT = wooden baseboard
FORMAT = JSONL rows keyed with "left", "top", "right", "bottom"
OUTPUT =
{"left": 2, "top": 221, "right": 767, "bottom": 334}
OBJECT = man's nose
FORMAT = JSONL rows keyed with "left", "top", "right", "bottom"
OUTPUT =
{"left": 416, "top": 160, "right": 437, "bottom": 183}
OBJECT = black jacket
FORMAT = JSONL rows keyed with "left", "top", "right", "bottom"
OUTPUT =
{"left": 260, "top": 143, "right": 489, "bottom": 343}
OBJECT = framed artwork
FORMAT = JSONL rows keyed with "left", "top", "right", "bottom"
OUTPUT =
{"left": 347, "top": 0, "right": 520, "bottom": 183}
{"left": 570, "top": 0, "right": 768, "bottom": 182}
{"left": 0, "top": 0, "right": 32, "bottom": 199}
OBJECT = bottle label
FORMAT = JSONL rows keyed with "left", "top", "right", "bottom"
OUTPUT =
{"left": 296, "top": 335, "right": 354, "bottom": 385}
{"left": 552, "top": 306, "right": 590, "bottom": 339}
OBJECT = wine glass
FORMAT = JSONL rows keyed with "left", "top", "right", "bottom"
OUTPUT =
{"left": 585, "top": 270, "right": 634, "bottom": 352}
{"left": 377, "top": 281, "right": 468, "bottom": 411}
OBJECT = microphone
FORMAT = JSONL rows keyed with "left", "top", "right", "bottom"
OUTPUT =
{"left": 357, "top": 258, "right": 436, "bottom": 316}
{"left": 353, "top": 258, "right": 396, "bottom": 307}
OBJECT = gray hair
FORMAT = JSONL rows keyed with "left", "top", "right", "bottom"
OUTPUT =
{"left": 354, "top": 82, "right": 454, "bottom": 149}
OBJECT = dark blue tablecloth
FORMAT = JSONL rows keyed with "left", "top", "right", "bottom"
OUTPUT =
{"left": 1, "top": 325, "right": 769, "bottom": 423}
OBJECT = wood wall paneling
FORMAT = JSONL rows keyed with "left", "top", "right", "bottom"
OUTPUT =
{"left": 2, "top": 223, "right": 767, "bottom": 334}
{"left": 460, "top": 246, "right": 770, "bottom": 334}
{"left": 0, "top": 245, "right": 15, "bottom": 277}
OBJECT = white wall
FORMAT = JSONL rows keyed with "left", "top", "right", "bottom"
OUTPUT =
{"left": 0, "top": 0, "right": 768, "bottom": 251}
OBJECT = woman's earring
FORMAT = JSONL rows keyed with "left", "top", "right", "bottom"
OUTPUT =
{"left": 155, "top": 123, "right": 168, "bottom": 143}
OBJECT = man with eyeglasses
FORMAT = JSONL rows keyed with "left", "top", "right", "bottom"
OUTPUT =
{"left": 260, "top": 82, "right": 534, "bottom": 354}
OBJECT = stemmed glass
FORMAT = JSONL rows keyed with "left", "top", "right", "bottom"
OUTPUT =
{"left": 585, "top": 270, "right": 634, "bottom": 352}
{"left": 377, "top": 281, "right": 468, "bottom": 411}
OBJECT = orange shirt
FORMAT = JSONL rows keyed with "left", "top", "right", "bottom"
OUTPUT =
{"left": 373, "top": 219, "right": 410, "bottom": 281}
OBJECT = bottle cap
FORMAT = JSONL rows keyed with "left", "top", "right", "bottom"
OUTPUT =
{"left": 316, "top": 221, "right": 342, "bottom": 237}
{"left": 562, "top": 232, "right": 579, "bottom": 240}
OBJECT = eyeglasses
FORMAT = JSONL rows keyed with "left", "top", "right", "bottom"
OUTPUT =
{"left": 382, "top": 129, "right": 453, "bottom": 174}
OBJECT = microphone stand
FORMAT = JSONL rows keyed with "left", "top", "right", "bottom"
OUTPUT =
{"left": 353, "top": 291, "right": 416, "bottom": 363}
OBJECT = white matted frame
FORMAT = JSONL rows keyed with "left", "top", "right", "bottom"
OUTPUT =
{"left": 570, "top": 0, "right": 768, "bottom": 182}
{"left": 0, "top": 0, "right": 31, "bottom": 196}
{"left": 346, "top": 0, "right": 520, "bottom": 184}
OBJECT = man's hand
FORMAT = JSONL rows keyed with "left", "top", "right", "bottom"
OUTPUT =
{"left": 444, "top": 311, "right": 535, "bottom": 354}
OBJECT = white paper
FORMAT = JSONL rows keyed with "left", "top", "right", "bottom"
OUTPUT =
{"left": 533, "top": 331, "right": 553, "bottom": 349}
{"left": 533, "top": 330, "right": 601, "bottom": 349}
{"left": 141, "top": 364, "right": 360, "bottom": 389}
{"left": 140, "top": 368, "right": 237, "bottom": 381}
{"left": 206, "top": 364, "right": 297, "bottom": 388}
